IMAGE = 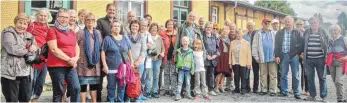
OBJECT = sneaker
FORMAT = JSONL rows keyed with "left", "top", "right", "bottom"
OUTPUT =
{"left": 209, "top": 91, "right": 217, "bottom": 96}
{"left": 224, "top": 88, "right": 231, "bottom": 91}
{"left": 337, "top": 99, "right": 347, "bottom": 102}
{"left": 186, "top": 95, "right": 194, "bottom": 100}
{"left": 204, "top": 95, "right": 211, "bottom": 100}
{"left": 141, "top": 94, "right": 148, "bottom": 101}
{"left": 321, "top": 97, "right": 327, "bottom": 102}
{"left": 232, "top": 89, "right": 240, "bottom": 93}
{"left": 259, "top": 92, "right": 267, "bottom": 95}
{"left": 146, "top": 93, "right": 152, "bottom": 98}
{"left": 214, "top": 88, "right": 220, "bottom": 93}
{"left": 152, "top": 92, "right": 160, "bottom": 98}
{"left": 278, "top": 93, "right": 288, "bottom": 97}
{"left": 219, "top": 88, "right": 225, "bottom": 93}
{"left": 304, "top": 96, "right": 316, "bottom": 101}
{"left": 270, "top": 93, "right": 276, "bottom": 96}
{"left": 175, "top": 96, "right": 181, "bottom": 101}
{"left": 194, "top": 95, "right": 201, "bottom": 99}
{"left": 303, "top": 92, "right": 310, "bottom": 96}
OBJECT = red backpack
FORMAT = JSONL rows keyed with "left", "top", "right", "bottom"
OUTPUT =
{"left": 126, "top": 69, "right": 142, "bottom": 98}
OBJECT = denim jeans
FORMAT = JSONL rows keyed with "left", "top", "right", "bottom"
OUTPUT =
{"left": 304, "top": 58, "right": 327, "bottom": 98}
{"left": 280, "top": 54, "right": 300, "bottom": 96}
{"left": 176, "top": 69, "right": 191, "bottom": 97}
{"left": 31, "top": 64, "right": 48, "bottom": 99}
{"left": 107, "top": 73, "right": 128, "bottom": 102}
{"left": 145, "top": 60, "right": 162, "bottom": 93}
{"left": 137, "top": 64, "right": 145, "bottom": 87}
{"left": 48, "top": 67, "right": 81, "bottom": 102}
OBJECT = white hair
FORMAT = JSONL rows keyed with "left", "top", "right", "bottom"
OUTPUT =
{"left": 181, "top": 36, "right": 190, "bottom": 43}
{"left": 34, "top": 8, "right": 53, "bottom": 23}
{"left": 328, "top": 24, "right": 341, "bottom": 33}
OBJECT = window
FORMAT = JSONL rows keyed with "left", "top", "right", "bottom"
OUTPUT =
{"left": 25, "top": 0, "right": 70, "bottom": 24}
{"left": 211, "top": 7, "right": 218, "bottom": 23}
{"left": 117, "top": 0, "right": 144, "bottom": 23}
{"left": 173, "top": 1, "right": 190, "bottom": 25}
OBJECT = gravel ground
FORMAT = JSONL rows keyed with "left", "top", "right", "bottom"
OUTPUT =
{"left": 1, "top": 69, "right": 347, "bottom": 102}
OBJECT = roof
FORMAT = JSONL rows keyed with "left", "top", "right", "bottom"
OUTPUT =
{"left": 219, "top": 1, "right": 288, "bottom": 16}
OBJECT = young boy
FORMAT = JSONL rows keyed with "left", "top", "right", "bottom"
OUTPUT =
{"left": 175, "top": 36, "right": 195, "bottom": 101}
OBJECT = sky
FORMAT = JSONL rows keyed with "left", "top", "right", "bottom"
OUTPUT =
{"left": 248, "top": 0, "right": 347, "bottom": 24}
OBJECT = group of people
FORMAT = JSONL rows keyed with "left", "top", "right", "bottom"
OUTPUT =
{"left": 1, "top": 3, "right": 347, "bottom": 103}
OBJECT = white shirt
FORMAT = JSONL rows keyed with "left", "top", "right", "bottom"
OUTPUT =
{"left": 193, "top": 51, "right": 205, "bottom": 72}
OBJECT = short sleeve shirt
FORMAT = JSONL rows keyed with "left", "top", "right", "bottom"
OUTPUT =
{"left": 101, "top": 35, "right": 131, "bottom": 70}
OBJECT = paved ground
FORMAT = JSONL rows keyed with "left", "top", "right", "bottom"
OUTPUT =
{"left": 1, "top": 69, "right": 347, "bottom": 102}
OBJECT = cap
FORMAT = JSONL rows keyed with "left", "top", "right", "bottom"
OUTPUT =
{"left": 262, "top": 18, "right": 271, "bottom": 23}
{"left": 271, "top": 19, "right": 279, "bottom": 24}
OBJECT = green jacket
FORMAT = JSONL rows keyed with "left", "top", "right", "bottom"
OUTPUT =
{"left": 176, "top": 48, "right": 194, "bottom": 72}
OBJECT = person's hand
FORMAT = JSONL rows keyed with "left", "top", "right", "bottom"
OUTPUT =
{"left": 29, "top": 45, "right": 38, "bottom": 52}
{"left": 103, "top": 66, "right": 108, "bottom": 74}
{"left": 275, "top": 57, "right": 281, "bottom": 64}
{"left": 229, "top": 64, "right": 233, "bottom": 70}
{"left": 207, "top": 56, "right": 212, "bottom": 60}
{"left": 255, "top": 59, "right": 260, "bottom": 63}
{"left": 160, "top": 53, "right": 165, "bottom": 57}
{"left": 147, "top": 43, "right": 152, "bottom": 49}
{"left": 134, "top": 60, "right": 140, "bottom": 68}
{"left": 300, "top": 54, "right": 304, "bottom": 59}
{"left": 191, "top": 71, "right": 194, "bottom": 75}
{"left": 176, "top": 68, "right": 178, "bottom": 73}
{"left": 212, "top": 55, "right": 217, "bottom": 59}
{"left": 338, "top": 57, "right": 347, "bottom": 63}
{"left": 247, "top": 65, "right": 252, "bottom": 69}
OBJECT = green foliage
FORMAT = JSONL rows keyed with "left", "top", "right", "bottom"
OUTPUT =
{"left": 254, "top": 0, "right": 297, "bottom": 16}
{"left": 337, "top": 12, "right": 347, "bottom": 35}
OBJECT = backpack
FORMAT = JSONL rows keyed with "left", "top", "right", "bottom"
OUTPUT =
{"left": 126, "top": 69, "right": 142, "bottom": 98}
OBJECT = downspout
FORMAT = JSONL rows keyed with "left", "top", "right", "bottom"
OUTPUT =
{"left": 225, "top": 1, "right": 237, "bottom": 23}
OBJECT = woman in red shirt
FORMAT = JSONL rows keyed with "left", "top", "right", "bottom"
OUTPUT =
{"left": 46, "top": 8, "right": 81, "bottom": 102}
{"left": 26, "top": 9, "right": 51, "bottom": 103}
{"left": 159, "top": 19, "right": 177, "bottom": 95}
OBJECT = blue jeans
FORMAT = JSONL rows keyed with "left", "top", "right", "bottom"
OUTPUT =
{"left": 145, "top": 60, "right": 162, "bottom": 93}
{"left": 48, "top": 67, "right": 80, "bottom": 102}
{"left": 280, "top": 54, "right": 300, "bottom": 96}
{"left": 106, "top": 73, "right": 128, "bottom": 102}
{"left": 176, "top": 69, "right": 191, "bottom": 96}
{"left": 304, "top": 58, "right": 327, "bottom": 98}
{"left": 31, "top": 64, "right": 47, "bottom": 99}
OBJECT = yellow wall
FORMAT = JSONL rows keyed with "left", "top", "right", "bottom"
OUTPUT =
{"left": 147, "top": 0, "right": 171, "bottom": 25}
{"left": 192, "top": 0, "right": 209, "bottom": 24}
{"left": 76, "top": 1, "right": 113, "bottom": 20}
{"left": 225, "top": 5, "right": 235, "bottom": 25}
{"left": 1, "top": 1, "right": 19, "bottom": 30}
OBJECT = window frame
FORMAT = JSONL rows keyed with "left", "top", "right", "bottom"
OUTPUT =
{"left": 211, "top": 6, "right": 219, "bottom": 24}
{"left": 117, "top": 0, "right": 144, "bottom": 23}
{"left": 173, "top": 1, "right": 190, "bottom": 25}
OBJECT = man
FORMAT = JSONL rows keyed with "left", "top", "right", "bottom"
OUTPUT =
{"left": 198, "top": 16, "right": 205, "bottom": 32}
{"left": 95, "top": 3, "right": 116, "bottom": 102}
{"left": 303, "top": 17, "right": 329, "bottom": 102}
{"left": 243, "top": 21, "right": 259, "bottom": 93}
{"left": 174, "top": 11, "right": 203, "bottom": 51}
{"left": 229, "top": 23, "right": 237, "bottom": 41}
{"left": 274, "top": 16, "right": 303, "bottom": 99}
{"left": 123, "top": 11, "right": 136, "bottom": 35}
{"left": 272, "top": 19, "right": 280, "bottom": 33}
{"left": 295, "top": 19, "right": 309, "bottom": 96}
{"left": 252, "top": 18, "right": 277, "bottom": 96}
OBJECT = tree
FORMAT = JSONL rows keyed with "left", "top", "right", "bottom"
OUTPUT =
{"left": 337, "top": 12, "right": 347, "bottom": 36}
{"left": 255, "top": 1, "right": 297, "bottom": 16}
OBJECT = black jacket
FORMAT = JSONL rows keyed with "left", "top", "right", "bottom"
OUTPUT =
{"left": 96, "top": 16, "right": 116, "bottom": 38}
{"left": 274, "top": 28, "right": 304, "bottom": 60}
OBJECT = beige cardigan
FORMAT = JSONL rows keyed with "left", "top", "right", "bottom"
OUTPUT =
{"left": 228, "top": 39, "right": 252, "bottom": 67}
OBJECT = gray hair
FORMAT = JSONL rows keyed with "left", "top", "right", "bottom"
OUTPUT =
{"left": 57, "top": 8, "right": 68, "bottom": 17}
{"left": 284, "top": 16, "right": 294, "bottom": 22}
{"left": 247, "top": 21, "right": 255, "bottom": 26}
{"left": 309, "top": 16, "right": 320, "bottom": 23}
{"left": 35, "top": 8, "right": 53, "bottom": 23}
{"left": 328, "top": 24, "right": 341, "bottom": 33}
{"left": 204, "top": 22, "right": 213, "bottom": 29}
{"left": 140, "top": 18, "right": 148, "bottom": 25}
{"left": 68, "top": 10, "right": 77, "bottom": 16}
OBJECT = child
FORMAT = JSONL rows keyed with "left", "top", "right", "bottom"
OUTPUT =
{"left": 175, "top": 36, "right": 194, "bottom": 101}
{"left": 193, "top": 40, "right": 210, "bottom": 100}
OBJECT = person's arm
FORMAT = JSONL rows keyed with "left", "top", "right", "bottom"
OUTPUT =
{"left": 101, "top": 38, "right": 109, "bottom": 73}
{"left": 274, "top": 30, "right": 281, "bottom": 64}
{"left": 213, "top": 37, "right": 220, "bottom": 59}
{"left": 1, "top": 32, "right": 28, "bottom": 56}
{"left": 229, "top": 41, "right": 233, "bottom": 65}
{"left": 247, "top": 42, "right": 252, "bottom": 68}
{"left": 252, "top": 32, "right": 260, "bottom": 63}
{"left": 73, "top": 42, "right": 80, "bottom": 61}
{"left": 96, "top": 19, "right": 103, "bottom": 34}
{"left": 160, "top": 38, "right": 165, "bottom": 56}
{"left": 47, "top": 40, "right": 71, "bottom": 62}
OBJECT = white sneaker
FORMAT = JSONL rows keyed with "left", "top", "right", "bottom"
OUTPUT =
{"left": 209, "top": 91, "right": 217, "bottom": 96}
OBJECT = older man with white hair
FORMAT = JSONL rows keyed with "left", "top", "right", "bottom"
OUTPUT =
{"left": 274, "top": 16, "right": 303, "bottom": 99}
{"left": 272, "top": 19, "right": 280, "bottom": 33}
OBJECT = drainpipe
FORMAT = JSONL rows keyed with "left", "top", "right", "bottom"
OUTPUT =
{"left": 225, "top": 1, "right": 237, "bottom": 22}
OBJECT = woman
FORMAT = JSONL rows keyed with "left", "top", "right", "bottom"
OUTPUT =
{"left": 26, "top": 9, "right": 52, "bottom": 102}
{"left": 76, "top": 13, "right": 102, "bottom": 103}
{"left": 144, "top": 14, "right": 152, "bottom": 26}
{"left": 215, "top": 26, "right": 231, "bottom": 93}
{"left": 77, "top": 9, "right": 87, "bottom": 29}
{"left": 160, "top": 19, "right": 177, "bottom": 96}
{"left": 145, "top": 23, "right": 165, "bottom": 98}
{"left": 1, "top": 13, "right": 39, "bottom": 102}
{"left": 203, "top": 22, "right": 220, "bottom": 96}
{"left": 128, "top": 20, "right": 148, "bottom": 101}
{"left": 68, "top": 10, "right": 80, "bottom": 33}
{"left": 46, "top": 8, "right": 81, "bottom": 102}
{"left": 229, "top": 29, "right": 252, "bottom": 95}
{"left": 326, "top": 24, "right": 347, "bottom": 102}
{"left": 101, "top": 21, "right": 133, "bottom": 102}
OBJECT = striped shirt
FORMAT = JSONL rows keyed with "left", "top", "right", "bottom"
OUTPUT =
{"left": 307, "top": 33, "right": 324, "bottom": 58}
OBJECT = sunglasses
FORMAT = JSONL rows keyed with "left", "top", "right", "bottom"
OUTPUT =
{"left": 264, "top": 22, "right": 270, "bottom": 25}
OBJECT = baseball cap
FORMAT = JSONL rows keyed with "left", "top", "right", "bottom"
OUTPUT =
{"left": 262, "top": 18, "right": 271, "bottom": 23}
{"left": 271, "top": 19, "right": 279, "bottom": 24}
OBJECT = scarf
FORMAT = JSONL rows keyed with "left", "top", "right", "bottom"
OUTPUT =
{"left": 54, "top": 21, "right": 70, "bottom": 32}
{"left": 84, "top": 28, "right": 101, "bottom": 66}
{"left": 128, "top": 33, "right": 142, "bottom": 43}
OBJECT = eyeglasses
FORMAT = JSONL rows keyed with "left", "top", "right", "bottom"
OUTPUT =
{"left": 213, "top": 28, "right": 218, "bottom": 30}
{"left": 264, "top": 22, "right": 270, "bottom": 25}
{"left": 58, "top": 16, "right": 69, "bottom": 19}
{"left": 86, "top": 19, "right": 95, "bottom": 21}
{"left": 296, "top": 24, "right": 303, "bottom": 26}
